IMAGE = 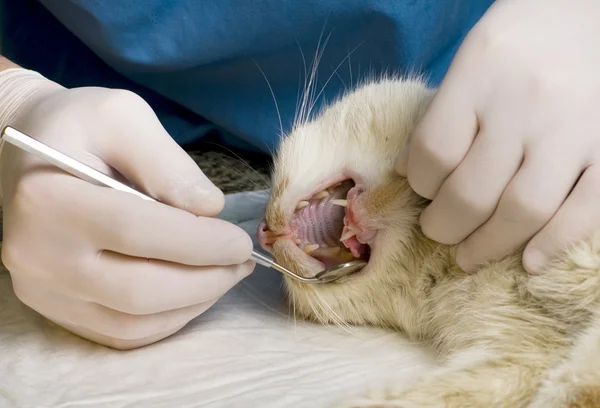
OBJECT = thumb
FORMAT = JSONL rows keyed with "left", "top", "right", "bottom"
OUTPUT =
{"left": 94, "top": 90, "right": 224, "bottom": 217}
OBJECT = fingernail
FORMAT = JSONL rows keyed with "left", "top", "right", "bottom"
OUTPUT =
{"left": 523, "top": 249, "right": 546, "bottom": 274}
{"left": 395, "top": 147, "right": 409, "bottom": 176}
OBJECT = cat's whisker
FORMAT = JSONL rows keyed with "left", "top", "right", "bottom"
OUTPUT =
{"left": 306, "top": 41, "right": 365, "bottom": 121}
{"left": 348, "top": 45, "right": 353, "bottom": 88}
{"left": 294, "top": 39, "right": 308, "bottom": 128}
{"left": 254, "top": 60, "right": 284, "bottom": 140}
{"left": 306, "top": 31, "right": 332, "bottom": 121}
{"left": 292, "top": 290, "right": 298, "bottom": 331}
{"left": 330, "top": 64, "right": 347, "bottom": 91}
{"left": 285, "top": 284, "right": 299, "bottom": 332}
{"left": 310, "top": 288, "right": 357, "bottom": 335}
{"left": 216, "top": 163, "right": 268, "bottom": 191}
{"left": 296, "top": 22, "right": 332, "bottom": 128}
{"left": 199, "top": 143, "right": 271, "bottom": 187}
{"left": 305, "top": 293, "right": 327, "bottom": 326}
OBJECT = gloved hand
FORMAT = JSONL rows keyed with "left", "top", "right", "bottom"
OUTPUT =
{"left": 395, "top": 0, "right": 600, "bottom": 274}
{"left": 0, "top": 67, "right": 255, "bottom": 349}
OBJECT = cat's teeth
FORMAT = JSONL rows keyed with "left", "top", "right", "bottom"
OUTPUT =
{"left": 296, "top": 201, "right": 309, "bottom": 210}
{"left": 295, "top": 239, "right": 302, "bottom": 245}
{"left": 340, "top": 227, "right": 357, "bottom": 242}
{"left": 313, "top": 190, "right": 329, "bottom": 199}
{"left": 304, "top": 244, "right": 320, "bottom": 254}
{"left": 332, "top": 199, "right": 348, "bottom": 207}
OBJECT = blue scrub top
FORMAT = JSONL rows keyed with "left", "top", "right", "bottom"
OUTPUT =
{"left": 2, "top": 1, "right": 494, "bottom": 153}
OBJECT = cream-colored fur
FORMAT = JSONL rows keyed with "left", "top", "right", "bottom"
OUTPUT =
{"left": 261, "top": 76, "right": 600, "bottom": 407}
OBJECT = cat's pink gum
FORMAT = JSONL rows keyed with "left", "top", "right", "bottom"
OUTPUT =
{"left": 257, "top": 220, "right": 292, "bottom": 253}
{"left": 341, "top": 184, "right": 377, "bottom": 248}
{"left": 257, "top": 221, "right": 326, "bottom": 273}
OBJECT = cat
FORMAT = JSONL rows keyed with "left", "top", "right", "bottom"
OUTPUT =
{"left": 257, "top": 75, "right": 600, "bottom": 408}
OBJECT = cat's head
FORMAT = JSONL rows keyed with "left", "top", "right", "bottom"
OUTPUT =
{"left": 257, "top": 76, "right": 436, "bottom": 325}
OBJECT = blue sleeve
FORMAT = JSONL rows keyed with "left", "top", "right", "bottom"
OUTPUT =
{"left": 10, "top": 0, "right": 494, "bottom": 153}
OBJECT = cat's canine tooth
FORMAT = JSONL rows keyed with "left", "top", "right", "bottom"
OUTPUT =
{"left": 332, "top": 199, "right": 348, "bottom": 207}
{"left": 295, "top": 239, "right": 302, "bottom": 245}
{"left": 313, "top": 190, "right": 329, "bottom": 199}
{"left": 304, "top": 244, "right": 320, "bottom": 254}
{"left": 296, "top": 200, "right": 309, "bottom": 210}
{"left": 340, "top": 227, "right": 357, "bottom": 242}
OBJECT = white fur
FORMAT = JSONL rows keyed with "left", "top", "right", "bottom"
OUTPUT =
{"left": 262, "top": 76, "right": 600, "bottom": 407}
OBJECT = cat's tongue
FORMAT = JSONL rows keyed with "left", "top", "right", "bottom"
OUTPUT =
{"left": 341, "top": 222, "right": 370, "bottom": 258}
{"left": 289, "top": 180, "right": 361, "bottom": 267}
{"left": 291, "top": 181, "right": 352, "bottom": 247}
{"left": 342, "top": 236, "right": 368, "bottom": 258}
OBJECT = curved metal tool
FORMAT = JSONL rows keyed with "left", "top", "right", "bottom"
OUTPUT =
{"left": 1, "top": 126, "right": 368, "bottom": 284}
{"left": 313, "top": 259, "right": 367, "bottom": 283}
{"left": 252, "top": 251, "right": 366, "bottom": 284}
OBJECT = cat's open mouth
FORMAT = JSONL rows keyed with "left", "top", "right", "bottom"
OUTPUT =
{"left": 288, "top": 178, "right": 371, "bottom": 268}
{"left": 258, "top": 175, "right": 375, "bottom": 276}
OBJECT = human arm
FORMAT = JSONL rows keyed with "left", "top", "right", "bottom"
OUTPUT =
{"left": 0, "top": 55, "right": 19, "bottom": 71}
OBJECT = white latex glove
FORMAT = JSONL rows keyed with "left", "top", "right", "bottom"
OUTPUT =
{"left": 396, "top": 0, "right": 600, "bottom": 274}
{"left": 0, "top": 68, "right": 255, "bottom": 349}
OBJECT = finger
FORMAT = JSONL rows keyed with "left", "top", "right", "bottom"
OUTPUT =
{"left": 395, "top": 67, "right": 479, "bottom": 199}
{"left": 62, "top": 177, "right": 253, "bottom": 266}
{"left": 419, "top": 130, "right": 523, "bottom": 244}
{"left": 456, "top": 148, "right": 584, "bottom": 272}
{"left": 12, "top": 275, "right": 217, "bottom": 342}
{"left": 80, "top": 250, "right": 254, "bottom": 315}
{"left": 523, "top": 164, "right": 600, "bottom": 274}
{"left": 92, "top": 90, "right": 224, "bottom": 217}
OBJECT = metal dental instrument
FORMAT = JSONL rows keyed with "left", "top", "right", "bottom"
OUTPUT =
{"left": 0, "top": 126, "right": 367, "bottom": 284}
{"left": 250, "top": 250, "right": 366, "bottom": 284}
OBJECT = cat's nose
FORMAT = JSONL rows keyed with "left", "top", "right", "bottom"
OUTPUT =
{"left": 257, "top": 220, "right": 273, "bottom": 253}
